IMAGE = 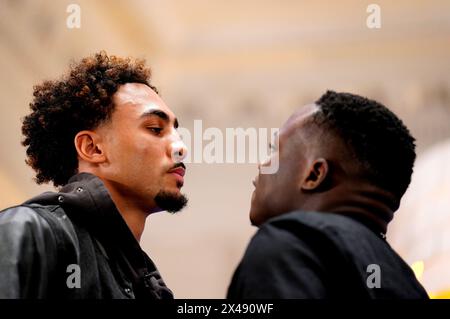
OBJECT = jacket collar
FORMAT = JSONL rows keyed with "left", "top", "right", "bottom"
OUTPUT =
{"left": 25, "top": 173, "right": 147, "bottom": 268}
{"left": 25, "top": 172, "right": 173, "bottom": 298}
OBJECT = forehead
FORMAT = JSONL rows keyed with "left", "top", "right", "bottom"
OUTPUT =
{"left": 112, "top": 82, "right": 175, "bottom": 120}
{"left": 280, "top": 103, "right": 320, "bottom": 139}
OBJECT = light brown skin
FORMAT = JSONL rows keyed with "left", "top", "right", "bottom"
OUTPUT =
{"left": 250, "top": 103, "right": 399, "bottom": 234}
{"left": 74, "top": 83, "right": 187, "bottom": 242}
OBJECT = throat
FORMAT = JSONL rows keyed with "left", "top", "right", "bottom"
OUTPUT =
{"left": 121, "top": 212, "right": 148, "bottom": 242}
{"left": 99, "top": 178, "right": 151, "bottom": 243}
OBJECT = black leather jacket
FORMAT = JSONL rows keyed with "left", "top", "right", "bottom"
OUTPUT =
{"left": 0, "top": 173, "right": 173, "bottom": 299}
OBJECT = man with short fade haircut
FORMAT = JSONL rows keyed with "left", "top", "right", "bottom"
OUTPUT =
{"left": 227, "top": 91, "right": 429, "bottom": 299}
{"left": 0, "top": 51, "right": 188, "bottom": 299}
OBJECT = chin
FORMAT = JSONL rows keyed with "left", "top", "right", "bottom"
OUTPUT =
{"left": 165, "top": 182, "right": 182, "bottom": 192}
{"left": 249, "top": 207, "right": 261, "bottom": 227}
{"left": 167, "top": 187, "right": 182, "bottom": 196}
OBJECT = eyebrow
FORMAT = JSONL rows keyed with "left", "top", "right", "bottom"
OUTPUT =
{"left": 140, "top": 109, "right": 179, "bottom": 128}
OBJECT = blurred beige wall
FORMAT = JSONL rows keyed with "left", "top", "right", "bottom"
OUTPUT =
{"left": 1, "top": 0, "right": 450, "bottom": 298}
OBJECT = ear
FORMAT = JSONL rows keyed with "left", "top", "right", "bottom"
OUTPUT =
{"left": 301, "top": 158, "right": 329, "bottom": 191}
{"left": 74, "top": 130, "right": 106, "bottom": 164}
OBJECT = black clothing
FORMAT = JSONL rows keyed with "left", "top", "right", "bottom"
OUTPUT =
{"left": 0, "top": 173, "right": 173, "bottom": 299}
{"left": 227, "top": 211, "right": 429, "bottom": 299}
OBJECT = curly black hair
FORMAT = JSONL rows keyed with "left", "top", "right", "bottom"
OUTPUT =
{"left": 314, "top": 90, "right": 416, "bottom": 199}
{"left": 22, "top": 51, "right": 157, "bottom": 187}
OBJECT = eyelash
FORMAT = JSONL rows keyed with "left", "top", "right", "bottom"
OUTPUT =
{"left": 147, "top": 127, "right": 163, "bottom": 135}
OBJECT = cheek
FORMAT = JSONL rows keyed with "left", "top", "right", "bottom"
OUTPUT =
{"left": 108, "top": 136, "right": 161, "bottom": 171}
{"left": 135, "top": 142, "right": 170, "bottom": 178}
{"left": 259, "top": 173, "right": 289, "bottom": 206}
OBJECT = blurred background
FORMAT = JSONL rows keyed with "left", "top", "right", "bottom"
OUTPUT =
{"left": 0, "top": 0, "right": 449, "bottom": 298}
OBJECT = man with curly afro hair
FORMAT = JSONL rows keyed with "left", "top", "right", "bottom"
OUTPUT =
{"left": 0, "top": 51, "right": 188, "bottom": 299}
{"left": 228, "top": 91, "right": 429, "bottom": 299}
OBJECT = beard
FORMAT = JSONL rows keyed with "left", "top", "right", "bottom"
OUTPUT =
{"left": 154, "top": 190, "right": 188, "bottom": 213}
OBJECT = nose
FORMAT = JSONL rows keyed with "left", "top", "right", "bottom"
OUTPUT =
{"left": 169, "top": 133, "right": 188, "bottom": 163}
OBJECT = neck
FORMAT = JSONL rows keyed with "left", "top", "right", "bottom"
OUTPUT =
{"left": 100, "top": 179, "right": 152, "bottom": 242}
{"left": 298, "top": 180, "right": 398, "bottom": 234}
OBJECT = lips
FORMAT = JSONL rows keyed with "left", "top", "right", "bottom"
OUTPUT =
{"left": 169, "top": 167, "right": 185, "bottom": 177}
{"left": 168, "top": 167, "right": 185, "bottom": 187}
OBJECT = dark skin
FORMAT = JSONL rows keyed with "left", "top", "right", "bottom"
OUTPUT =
{"left": 250, "top": 103, "right": 399, "bottom": 234}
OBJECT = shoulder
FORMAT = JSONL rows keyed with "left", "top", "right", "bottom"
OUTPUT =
{"left": 251, "top": 211, "right": 357, "bottom": 246}
{"left": 228, "top": 212, "right": 338, "bottom": 298}
{"left": 268, "top": 210, "right": 371, "bottom": 235}
{"left": 0, "top": 203, "right": 78, "bottom": 247}
{"left": 0, "top": 205, "right": 60, "bottom": 274}
{"left": 0, "top": 205, "right": 53, "bottom": 232}
{"left": 239, "top": 212, "right": 342, "bottom": 271}
{"left": 243, "top": 211, "right": 384, "bottom": 269}
{"left": 260, "top": 211, "right": 380, "bottom": 248}
{"left": 0, "top": 204, "right": 79, "bottom": 298}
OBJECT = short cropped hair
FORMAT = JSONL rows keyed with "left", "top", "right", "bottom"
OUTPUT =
{"left": 314, "top": 90, "right": 416, "bottom": 199}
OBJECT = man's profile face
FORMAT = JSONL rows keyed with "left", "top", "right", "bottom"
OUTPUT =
{"left": 249, "top": 103, "right": 320, "bottom": 226}
{"left": 97, "top": 83, "right": 187, "bottom": 213}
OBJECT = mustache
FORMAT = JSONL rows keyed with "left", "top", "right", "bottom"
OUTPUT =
{"left": 171, "top": 162, "right": 186, "bottom": 170}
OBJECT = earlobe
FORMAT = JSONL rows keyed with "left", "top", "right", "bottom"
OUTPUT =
{"left": 74, "top": 131, "right": 106, "bottom": 164}
{"left": 301, "top": 158, "right": 329, "bottom": 191}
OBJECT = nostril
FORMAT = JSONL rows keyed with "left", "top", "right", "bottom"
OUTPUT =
{"left": 171, "top": 140, "right": 187, "bottom": 162}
